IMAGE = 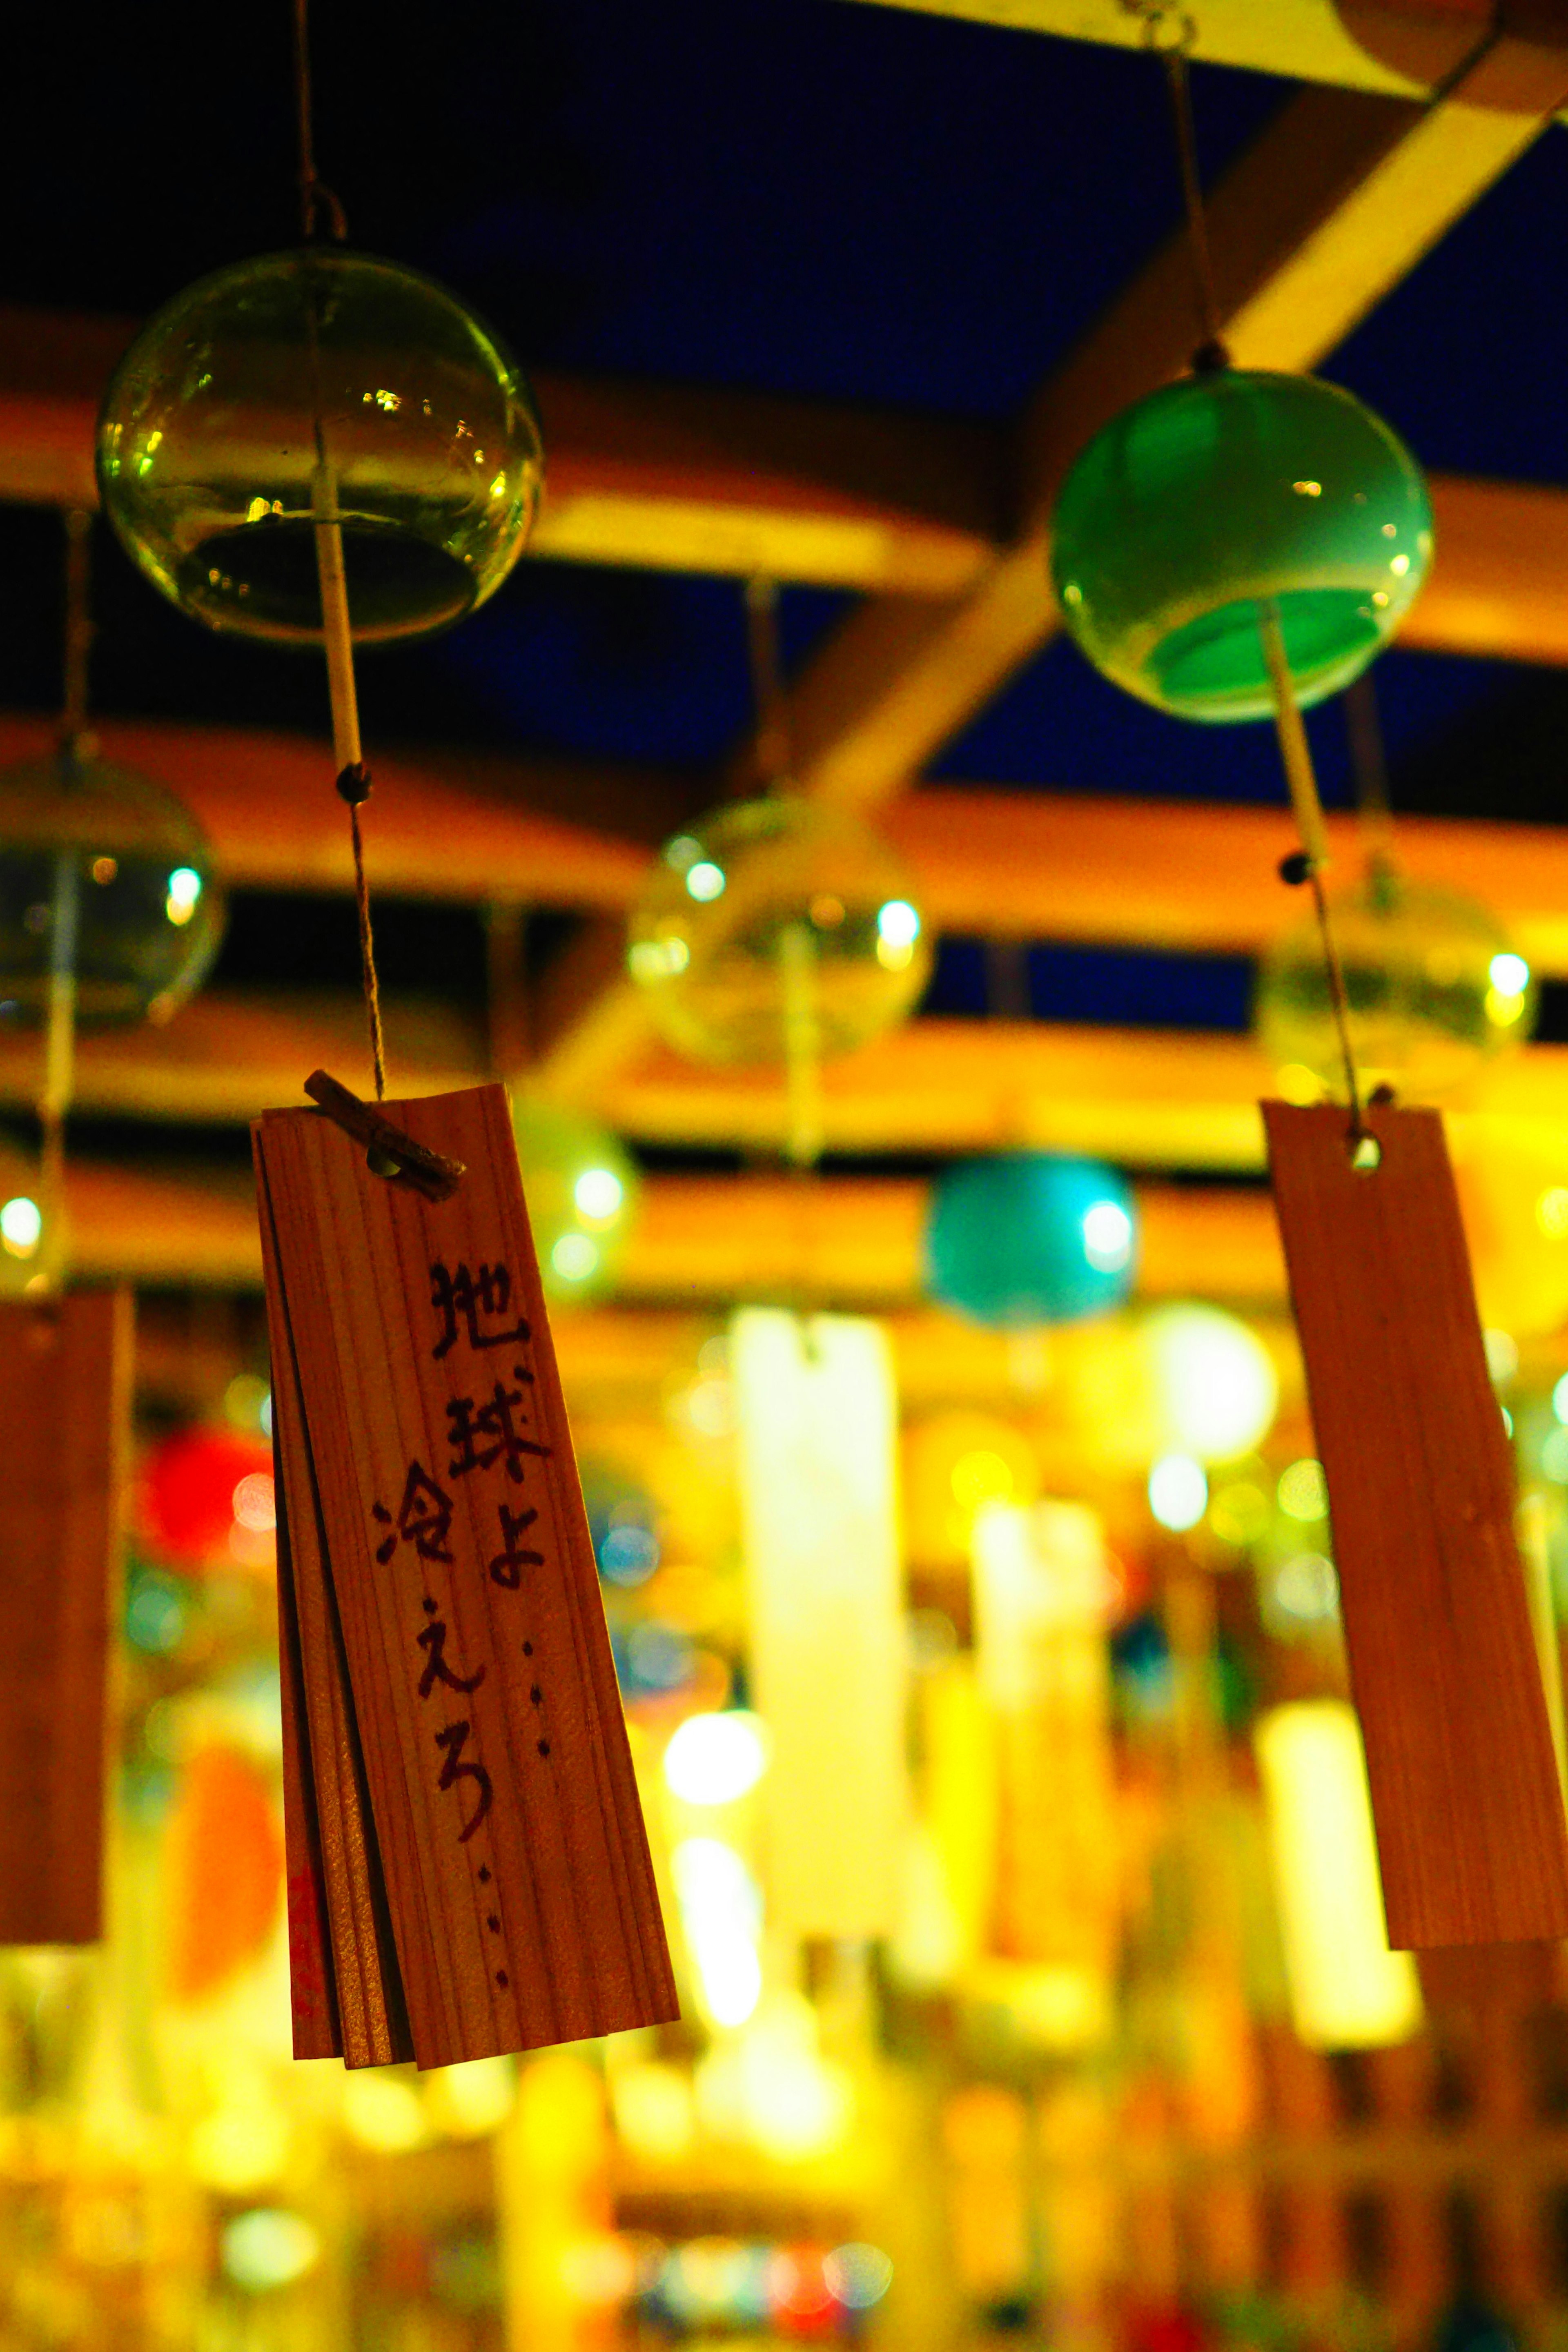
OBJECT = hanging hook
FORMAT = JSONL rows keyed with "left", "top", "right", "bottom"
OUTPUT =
{"left": 1122, "top": 0, "right": 1228, "bottom": 369}
{"left": 292, "top": 0, "right": 348, "bottom": 241}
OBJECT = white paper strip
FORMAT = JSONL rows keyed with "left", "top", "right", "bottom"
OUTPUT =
{"left": 1256, "top": 1699, "right": 1423, "bottom": 2051}
{"left": 731, "top": 1309, "right": 906, "bottom": 1939}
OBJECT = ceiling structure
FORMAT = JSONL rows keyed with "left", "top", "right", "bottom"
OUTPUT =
{"left": 5, "top": 0, "right": 1568, "bottom": 1394}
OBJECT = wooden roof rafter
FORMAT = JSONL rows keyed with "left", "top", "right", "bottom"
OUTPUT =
{"left": 530, "top": 29, "right": 1568, "bottom": 1098}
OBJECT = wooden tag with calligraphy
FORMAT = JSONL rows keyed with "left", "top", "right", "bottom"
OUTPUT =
{"left": 254, "top": 1084, "right": 677, "bottom": 2066}
{"left": 1264, "top": 1100, "right": 1568, "bottom": 1949}
{"left": 0, "top": 1290, "right": 130, "bottom": 1945}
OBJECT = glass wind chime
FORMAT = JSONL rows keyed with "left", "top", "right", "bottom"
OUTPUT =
{"left": 94, "top": 0, "right": 675, "bottom": 2069}
{"left": 1055, "top": 4, "right": 1568, "bottom": 1956}
{"left": 1254, "top": 670, "right": 1535, "bottom": 1103}
{"left": 627, "top": 574, "right": 931, "bottom": 1166}
{"left": 0, "top": 514, "right": 223, "bottom": 1291}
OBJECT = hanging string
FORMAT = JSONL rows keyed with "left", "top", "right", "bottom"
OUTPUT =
{"left": 38, "top": 509, "right": 95, "bottom": 1296}
{"left": 1258, "top": 602, "right": 1374, "bottom": 1158}
{"left": 60, "top": 509, "right": 93, "bottom": 755}
{"left": 741, "top": 576, "right": 825, "bottom": 1187}
{"left": 292, "top": 0, "right": 347, "bottom": 243}
{"left": 1124, "top": 1, "right": 1227, "bottom": 370}
{"left": 779, "top": 922, "right": 825, "bottom": 1174}
{"left": 746, "top": 572, "right": 792, "bottom": 792}
{"left": 1123, "top": 2, "right": 1372, "bottom": 1156}
{"left": 293, "top": 0, "right": 387, "bottom": 1100}
{"left": 1343, "top": 669, "right": 1397, "bottom": 886}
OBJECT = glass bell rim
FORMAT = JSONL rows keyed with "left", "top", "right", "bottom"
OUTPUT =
{"left": 94, "top": 241, "right": 540, "bottom": 439}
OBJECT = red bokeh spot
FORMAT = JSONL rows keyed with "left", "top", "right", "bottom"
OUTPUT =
{"left": 139, "top": 1427, "right": 273, "bottom": 1570}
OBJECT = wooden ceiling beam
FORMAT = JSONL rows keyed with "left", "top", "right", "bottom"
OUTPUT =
{"left": 0, "top": 308, "right": 1002, "bottom": 595}
{"left": 46, "top": 1149, "right": 1285, "bottom": 1302}
{"left": 885, "top": 793, "right": 1568, "bottom": 973}
{"left": 14, "top": 991, "right": 1568, "bottom": 1179}
{"left": 11, "top": 312, "right": 1568, "bottom": 658}
{"left": 601, "top": 1022, "right": 1568, "bottom": 1172}
{"left": 764, "top": 45, "right": 1568, "bottom": 811}
{"left": 13, "top": 713, "right": 1568, "bottom": 960}
{"left": 0, "top": 991, "right": 488, "bottom": 1121}
{"left": 841, "top": 0, "right": 1494, "bottom": 99}
{"left": 537, "top": 41, "right": 1568, "bottom": 1091}
{"left": 0, "top": 711, "right": 681, "bottom": 904}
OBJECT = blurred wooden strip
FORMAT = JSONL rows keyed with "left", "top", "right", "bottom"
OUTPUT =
{"left": 0, "top": 1290, "right": 129, "bottom": 1944}
{"left": 257, "top": 1086, "right": 677, "bottom": 2063}
{"left": 1265, "top": 1100, "right": 1568, "bottom": 1946}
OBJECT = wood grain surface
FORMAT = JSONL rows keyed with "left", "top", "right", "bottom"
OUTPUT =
{"left": 255, "top": 1084, "right": 677, "bottom": 2065}
{"left": 1265, "top": 1100, "right": 1568, "bottom": 1948}
{"left": 0, "top": 1290, "right": 129, "bottom": 1944}
{"left": 261, "top": 1168, "right": 413, "bottom": 2065}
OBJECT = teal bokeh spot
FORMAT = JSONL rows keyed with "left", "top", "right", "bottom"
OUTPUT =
{"left": 926, "top": 1153, "right": 1136, "bottom": 1326}
{"left": 124, "top": 1563, "right": 188, "bottom": 1656}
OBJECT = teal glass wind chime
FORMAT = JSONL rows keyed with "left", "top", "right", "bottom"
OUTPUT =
{"left": 1051, "top": 6, "right": 1432, "bottom": 1147}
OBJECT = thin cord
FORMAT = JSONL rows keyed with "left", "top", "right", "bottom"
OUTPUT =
{"left": 1161, "top": 44, "right": 1225, "bottom": 365}
{"left": 746, "top": 573, "right": 792, "bottom": 792}
{"left": 294, "top": 0, "right": 386, "bottom": 1100}
{"left": 292, "top": 0, "right": 347, "bottom": 242}
{"left": 60, "top": 510, "right": 93, "bottom": 752}
{"left": 39, "top": 850, "right": 78, "bottom": 1291}
{"left": 38, "top": 507, "right": 93, "bottom": 1294}
{"left": 1124, "top": 2, "right": 1228, "bottom": 369}
{"left": 349, "top": 798, "right": 388, "bottom": 1102}
{"left": 1258, "top": 601, "right": 1368, "bottom": 1146}
{"left": 1344, "top": 670, "right": 1396, "bottom": 879}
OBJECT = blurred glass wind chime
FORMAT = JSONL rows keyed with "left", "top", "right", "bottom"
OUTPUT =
{"left": 628, "top": 572, "right": 932, "bottom": 1163}
{"left": 1060, "top": 0, "right": 1568, "bottom": 1998}
{"left": 0, "top": 513, "right": 223, "bottom": 1290}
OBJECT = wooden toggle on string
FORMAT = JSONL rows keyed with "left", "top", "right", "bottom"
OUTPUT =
{"left": 1258, "top": 610, "right": 1568, "bottom": 1950}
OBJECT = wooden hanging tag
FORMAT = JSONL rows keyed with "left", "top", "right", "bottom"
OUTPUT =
{"left": 254, "top": 1083, "right": 678, "bottom": 2067}
{"left": 1263, "top": 1100, "right": 1568, "bottom": 1949}
{"left": 0, "top": 1290, "right": 130, "bottom": 1945}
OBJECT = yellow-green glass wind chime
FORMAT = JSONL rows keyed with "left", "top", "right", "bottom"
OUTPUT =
{"left": 94, "top": 0, "right": 676, "bottom": 2067}
{"left": 1052, "top": 2, "right": 1568, "bottom": 1953}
